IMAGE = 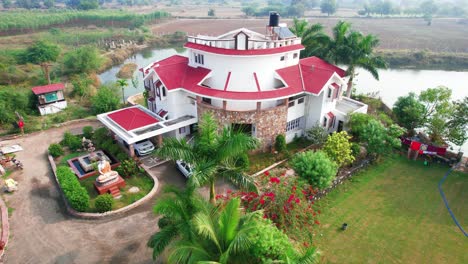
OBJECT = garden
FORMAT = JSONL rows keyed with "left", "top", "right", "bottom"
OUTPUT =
{"left": 49, "top": 126, "right": 154, "bottom": 213}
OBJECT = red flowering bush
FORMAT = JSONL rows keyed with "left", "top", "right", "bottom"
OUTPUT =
{"left": 217, "top": 169, "right": 321, "bottom": 243}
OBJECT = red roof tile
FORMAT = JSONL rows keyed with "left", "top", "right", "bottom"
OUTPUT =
{"left": 150, "top": 55, "right": 344, "bottom": 101}
{"left": 108, "top": 107, "right": 158, "bottom": 131}
{"left": 31, "top": 83, "right": 65, "bottom": 95}
{"left": 184, "top": 42, "right": 304, "bottom": 56}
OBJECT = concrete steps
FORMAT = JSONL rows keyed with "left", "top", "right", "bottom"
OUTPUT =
{"left": 109, "top": 186, "right": 122, "bottom": 199}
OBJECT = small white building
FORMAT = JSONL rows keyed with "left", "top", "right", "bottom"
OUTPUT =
{"left": 99, "top": 13, "right": 367, "bottom": 153}
{"left": 31, "top": 83, "right": 67, "bottom": 116}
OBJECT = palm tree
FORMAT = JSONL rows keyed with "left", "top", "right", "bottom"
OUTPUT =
{"left": 327, "top": 21, "right": 387, "bottom": 97}
{"left": 167, "top": 198, "right": 261, "bottom": 263}
{"left": 116, "top": 79, "right": 128, "bottom": 104}
{"left": 147, "top": 185, "right": 209, "bottom": 260}
{"left": 289, "top": 18, "right": 330, "bottom": 58}
{"left": 156, "top": 113, "right": 258, "bottom": 204}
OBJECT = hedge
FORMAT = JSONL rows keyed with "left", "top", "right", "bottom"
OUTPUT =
{"left": 95, "top": 194, "right": 114, "bottom": 213}
{"left": 56, "top": 166, "right": 90, "bottom": 211}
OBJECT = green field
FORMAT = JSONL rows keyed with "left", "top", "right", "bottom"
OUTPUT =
{"left": 314, "top": 155, "right": 468, "bottom": 263}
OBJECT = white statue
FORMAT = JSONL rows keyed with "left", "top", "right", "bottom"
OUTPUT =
{"left": 96, "top": 157, "right": 119, "bottom": 184}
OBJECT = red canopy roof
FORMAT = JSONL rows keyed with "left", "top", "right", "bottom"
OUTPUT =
{"left": 31, "top": 83, "right": 65, "bottom": 95}
{"left": 108, "top": 107, "right": 158, "bottom": 131}
{"left": 184, "top": 42, "right": 304, "bottom": 56}
{"left": 150, "top": 55, "right": 345, "bottom": 101}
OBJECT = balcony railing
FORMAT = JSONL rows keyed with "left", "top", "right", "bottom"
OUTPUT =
{"left": 187, "top": 36, "right": 301, "bottom": 50}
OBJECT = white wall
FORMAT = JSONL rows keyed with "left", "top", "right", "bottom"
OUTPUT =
{"left": 188, "top": 49, "right": 301, "bottom": 93}
{"left": 38, "top": 101, "right": 67, "bottom": 116}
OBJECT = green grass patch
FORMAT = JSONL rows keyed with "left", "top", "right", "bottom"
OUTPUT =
{"left": 1, "top": 170, "right": 12, "bottom": 180}
{"left": 314, "top": 155, "right": 468, "bottom": 263}
{"left": 80, "top": 172, "right": 154, "bottom": 213}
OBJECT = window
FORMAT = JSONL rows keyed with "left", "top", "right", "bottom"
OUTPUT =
{"left": 327, "top": 88, "right": 332, "bottom": 98}
{"left": 298, "top": 97, "right": 305, "bottom": 104}
{"left": 280, "top": 56, "right": 285, "bottom": 61}
{"left": 288, "top": 100, "right": 295, "bottom": 108}
{"left": 194, "top": 53, "right": 204, "bottom": 65}
{"left": 293, "top": 53, "right": 298, "bottom": 59}
{"left": 202, "top": 97, "right": 211, "bottom": 105}
{"left": 323, "top": 116, "right": 328, "bottom": 127}
{"left": 162, "top": 87, "right": 166, "bottom": 97}
{"left": 179, "top": 127, "right": 186, "bottom": 134}
{"left": 286, "top": 117, "right": 302, "bottom": 132}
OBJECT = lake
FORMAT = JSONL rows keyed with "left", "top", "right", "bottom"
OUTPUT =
{"left": 99, "top": 47, "right": 468, "bottom": 154}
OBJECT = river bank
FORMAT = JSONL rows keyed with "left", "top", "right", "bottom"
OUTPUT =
{"left": 378, "top": 50, "right": 468, "bottom": 71}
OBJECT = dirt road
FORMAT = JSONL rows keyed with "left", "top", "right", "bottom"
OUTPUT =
{"left": 0, "top": 121, "right": 182, "bottom": 263}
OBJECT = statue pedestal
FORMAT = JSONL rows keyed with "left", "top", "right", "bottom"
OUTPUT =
{"left": 94, "top": 176, "right": 126, "bottom": 197}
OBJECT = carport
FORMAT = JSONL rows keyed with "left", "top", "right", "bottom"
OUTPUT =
{"left": 97, "top": 105, "right": 197, "bottom": 157}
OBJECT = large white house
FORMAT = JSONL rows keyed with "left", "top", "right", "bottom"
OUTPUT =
{"left": 98, "top": 13, "right": 367, "bottom": 155}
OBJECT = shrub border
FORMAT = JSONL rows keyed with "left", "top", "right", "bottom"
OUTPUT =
{"left": 48, "top": 153, "right": 159, "bottom": 219}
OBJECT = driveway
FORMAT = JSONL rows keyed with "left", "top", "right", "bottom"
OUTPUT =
{"left": 0, "top": 121, "right": 232, "bottom": 263}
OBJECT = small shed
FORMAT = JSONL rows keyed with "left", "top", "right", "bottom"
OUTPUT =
{"left": 31, "top": 83, "right": 67, "bottom": 115}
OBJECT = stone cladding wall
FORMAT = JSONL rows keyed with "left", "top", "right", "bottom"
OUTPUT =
{"left": 197, "top": 101, "right": 288, "bottom": 151}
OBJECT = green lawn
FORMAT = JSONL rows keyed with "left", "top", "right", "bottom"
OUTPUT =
{"left": 80, "top": 172, "right": 154, "bottom": 213}
{"left": 314, "top": 155, "right": 468, "bottom": 264}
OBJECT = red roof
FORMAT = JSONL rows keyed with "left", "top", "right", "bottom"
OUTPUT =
{"left": 184, "top": 42, "right": 304, "bottom": 56}
{"left": 108, "top": 107, "right": 158, "bottom": 131}
{"left": 31, "top": 83, "right": 65, "bottom": 95}
{"left": 149, "top": 55, "right": 344, "bottom": 100}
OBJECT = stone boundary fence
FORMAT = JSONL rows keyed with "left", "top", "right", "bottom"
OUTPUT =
{"left": 47, "top": 153, "right": 159, "bottom": 220}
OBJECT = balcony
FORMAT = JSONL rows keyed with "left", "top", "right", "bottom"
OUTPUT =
{"left": 335, "top": 97, "right": 368, "bottom": 115}
{"left": 186, "top": 36, "right": 301, "bottom": 51}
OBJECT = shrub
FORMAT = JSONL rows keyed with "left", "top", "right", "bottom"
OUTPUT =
{"left": 63, "top": 131, "right": 82, "bottom": 151}
{"left": 56, "top": 166, "right": 89, "bottom": 211}
{"left": 291, "top": 150, "right": 338, "bottom": 189}
{"left": 48, "top": 143, "right": 64, "bottom": 158}
{"left": 306, "top": 122, "right": 328, "bottom": 145}
{"left": 92, "top": 127, "right": 109, "bottom": 146}
{"left": 351, "top": 142, "right": 361, "bottom": 157}
{"left": 275, "top": 134, "right": 287, "bottom": 153}
{"left": 95, "top": 194, "right": 114, "bottom": 213}
{"left": 91, "top": 84, "right": 121, "bottom": 114}
{"left": 82, "top": 126, "right": 94, "bottom": 139}
{"left": 120, "top": 159, "right": 140, "bottom": 178}
{"left": 323, "top": 131, "right": 355, "bottom": 167}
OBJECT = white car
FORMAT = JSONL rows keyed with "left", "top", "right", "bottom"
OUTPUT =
{"left": 176, "top": 160, "right": 193, "bottom": 178}
{"left": 134, "top": 140, "right": 155, "bottom": 156}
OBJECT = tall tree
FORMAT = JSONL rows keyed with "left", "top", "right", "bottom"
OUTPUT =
{"left": 392, "top": 92, "right": 426, "bottom": 133}
{"left": 148, "top": 186, "right": 207, "bottom": 260}
{"left": 420, "top": 0, "right": 438, "bottom": 25}
{"left": 289, "top": 18, "right": 330, "bottom": 58}
{"left": 167, "top": 198, "right": 260, "bottom": 263}
{"left": 419, "top": 86, "right": 453, "bottom": 143}
{"left": 320, "top": 0, "right": 337, "bottom": 16}
{"left": 327, "top": 21, "right": 387, "bottom": 97}
{"left": 116, "top": 79, "right": 128, "bottom": 104}
{"left": 25, "top": 41, "right": 60, "bottom": 84}
{"left": 63, "top": 46, "right": 102, "bottom": 74}
{"left": 447, "top": 97, "right": 468, "bottom": 148}
{"left": 156, "top": 113, "right": 258, "bottom": 204}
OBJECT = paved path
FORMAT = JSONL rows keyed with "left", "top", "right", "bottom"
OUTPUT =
{"left": 1, "top": 121, "right": 234, "bottom": 263}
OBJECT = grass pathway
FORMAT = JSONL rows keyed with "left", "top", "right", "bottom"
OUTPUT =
{"left": 314, "top": 155, "right": 468, "bottom": 264}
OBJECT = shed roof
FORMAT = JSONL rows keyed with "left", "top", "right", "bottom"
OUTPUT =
{"left": 31, "top": 83, "right": 65, "bottom": 95}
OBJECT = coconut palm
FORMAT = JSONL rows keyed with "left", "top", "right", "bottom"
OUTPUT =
{"left": 167, "top": 198, "right": 261, "bottom": 263}
{"left": 147, "top": 185, "right": 209, "bottom": 260}
{"left": 156, "top": 113, "right": 259, "bottom": 204}
{"left": 326, "top": 21, "right": 387, "bottom": 97}
{"left": 116, "top": 79, "right": 128, "bottom": 104}
{"left": 289, "top": 18, "right": 330, "bottom": 58}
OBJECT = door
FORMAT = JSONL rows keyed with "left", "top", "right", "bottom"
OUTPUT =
{"left": 337, "top": 120, "right": 344, "bottom": 132}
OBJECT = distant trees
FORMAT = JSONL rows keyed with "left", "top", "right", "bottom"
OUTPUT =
{"left": 320, "top": 0, "right": 337, "bottom": 16}
{"left": 2, "top": 0, "right": 12, "bottom": 8}
{"left": 207, "top": 8, "right": 215, "bottom": 17}
{"left": 63, "top": 46, "right": 102, "bottom": 74}
{"left": 420, "top": 0, "right": 438, "bottom": 25}
{"left": 67, "top": 0, "right": 99, "bottom": 10}
{"left": 91, "top": 84, "right": 121, "bottom": 114}
{"left": 24, "top": 40, "right": 61, "bottom": 84}
{"left": 16, "top": 0, "right": 41, "bottom": 9}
